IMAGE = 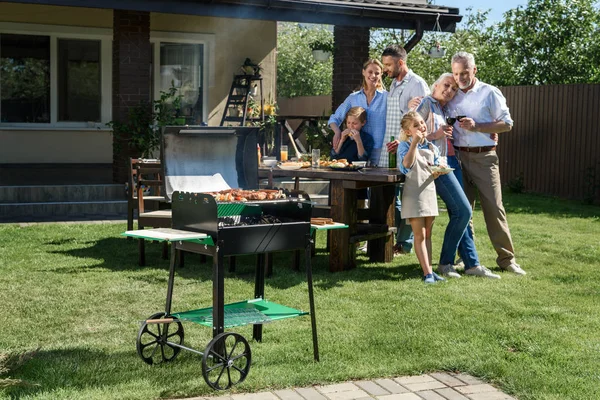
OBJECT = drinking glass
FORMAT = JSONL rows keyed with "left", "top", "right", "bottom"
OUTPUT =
{"left": 280, "top": 145, "right": 288, "bottom": 161}
{"left": 311, "top": 148, "right": 320, "bottom": 168}
{"left": 445, "top": 116, "right": 457, "bottom": 125}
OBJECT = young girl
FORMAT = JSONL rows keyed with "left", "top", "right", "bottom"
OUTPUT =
{"left": 397, "top": 111, "right": 449, "bottom": 284}
{"left": 330, "top": 106, "right": 374, "bottom": 162}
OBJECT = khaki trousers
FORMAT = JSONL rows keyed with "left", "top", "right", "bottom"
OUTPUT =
{"left": 457, "top": 149, "right": 516, "bottom": 268}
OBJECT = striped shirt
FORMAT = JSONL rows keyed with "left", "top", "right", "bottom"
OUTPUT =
{"left": 378, "top": 70, "right": 429, "bottom": 168}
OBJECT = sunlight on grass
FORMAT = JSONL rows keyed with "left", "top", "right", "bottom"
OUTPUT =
{"left": 0, "top": 192, "right": 599, "bottom": 400}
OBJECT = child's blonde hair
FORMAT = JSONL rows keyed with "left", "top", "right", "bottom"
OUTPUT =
{"left": 399, "top": 111, "right": 423, "bottom": 143}
{"left": 345, "top": 106, "right": 367, "bottom": 125}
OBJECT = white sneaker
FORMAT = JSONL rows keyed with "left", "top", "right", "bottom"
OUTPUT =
{"left": 454, "top": 257, "right": 465, "bottom": 271}
{"left": 464, "top": 265, "right": 501, "bottom": 279}
{"left": 437, "top": 264, "right": 461, "bottom": 278}
{"left": 505, "top": 263, "right": 527, "bottom": 275}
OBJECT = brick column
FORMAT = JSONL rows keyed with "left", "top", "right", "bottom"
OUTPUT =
{"left": 112, "top": 9, "right": 151, "bottom": 183}
{"left": 332, "top": 26, "right": 370, "bottom": 111}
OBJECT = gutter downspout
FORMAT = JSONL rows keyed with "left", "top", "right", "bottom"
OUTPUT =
{"left": 404, "top": 20, "right": 423, "bottom": 53}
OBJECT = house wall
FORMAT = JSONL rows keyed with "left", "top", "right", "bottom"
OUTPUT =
{"left": 0, "top": 3, "right": 276, "bottom": 165}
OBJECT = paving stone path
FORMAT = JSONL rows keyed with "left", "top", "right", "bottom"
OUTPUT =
{"left": 183, "top": 373, "right": 516, "bottom": 400}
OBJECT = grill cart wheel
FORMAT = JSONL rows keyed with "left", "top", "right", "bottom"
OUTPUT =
{"left": 202, "top": 332, "right": 251, "bottom": 390}
{"left": 137, "top": 312, "right": 184, "bottom": 365}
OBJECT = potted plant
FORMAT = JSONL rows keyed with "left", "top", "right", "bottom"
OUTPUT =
{"left": 107, "top": 84, "right": 183, "bottom": 157}
{"left": 428, "top": 42, "right": 446, "bottom": 59}
{"left": 309, "top": 39, "right": 334, "bottom": 62}
{"left": 241, "top": 58, "right": 262, "bottom": 76}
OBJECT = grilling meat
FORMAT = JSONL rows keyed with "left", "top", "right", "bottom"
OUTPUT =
{"left": 207, "top": 189, "right": 286, "bottom": 202}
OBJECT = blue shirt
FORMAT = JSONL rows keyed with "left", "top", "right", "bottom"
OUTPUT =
{"left": 330, "top": 130, "right": 374, "bottom": 162}
{"left": 397, "top": 139, "right": 440, "bottom": 175}
{"left": 328, "top": 88, "right": 388, "bottom": 149}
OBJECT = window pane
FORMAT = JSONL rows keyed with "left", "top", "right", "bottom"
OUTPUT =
{"left": 160, "top": 43, "right": 204, "bottom": 124}
{"left": 58, "top": 39, "right": 101, "bottom": 122}
{"left": 0, "top": 34, "right": 50, "bottom": 123}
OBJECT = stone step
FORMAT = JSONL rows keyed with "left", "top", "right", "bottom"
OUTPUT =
{"left": 0, "top": 184, "right": 127, "bottom": 223}
{"left": 0, "top": 184, "right": 125, "bottom": 204}
{"left": 0, "top": 200, "right": 127, "bottom": 223}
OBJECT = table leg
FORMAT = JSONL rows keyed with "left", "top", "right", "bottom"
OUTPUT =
{"left": 329, "top": 180, "right": 357, "bottom": 272}
{"left": 368, "top": 184, "right": 395, "bottom": 262}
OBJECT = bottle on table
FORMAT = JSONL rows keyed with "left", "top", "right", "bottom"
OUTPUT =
{"left": 388, "top": 135, "right": 397, "bottom": 169}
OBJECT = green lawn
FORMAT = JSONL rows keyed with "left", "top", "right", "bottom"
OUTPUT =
{"left": 1, "top": 192, "right": 599, "bottom": 400}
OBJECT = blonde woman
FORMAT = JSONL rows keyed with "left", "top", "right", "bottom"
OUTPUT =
{"left": 328, "top": 59, "right": 387, "bottom": 165}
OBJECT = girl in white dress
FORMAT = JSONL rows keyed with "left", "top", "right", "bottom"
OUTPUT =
{"left": 397, "top": 111, "right": 450, "bottom": 284}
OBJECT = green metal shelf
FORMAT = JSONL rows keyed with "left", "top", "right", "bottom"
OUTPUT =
{"left": 171, "top": 298, "right": 308, "bottom": 328}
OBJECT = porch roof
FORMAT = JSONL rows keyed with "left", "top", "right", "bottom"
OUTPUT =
{"left": 6, "top": 0, "right": 461, "bottom": 31}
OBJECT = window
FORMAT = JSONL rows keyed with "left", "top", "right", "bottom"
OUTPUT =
{"left": 58, "top": 39, "right": 101, "bottom": 122}
{"left": 151, "top": 32, "right": 214, "bottom": 126}
{"left": 0, "top": 34, "right": 50, "bottom": 123}
{"left": 159, "top": 42, "right": 204, "bottom": 125}
{"left": 0, "top": 23, "right": 111, "bottom": 127}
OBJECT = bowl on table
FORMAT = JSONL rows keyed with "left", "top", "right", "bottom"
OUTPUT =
{"left": 352, "top": 161, "right": 367, "bottom": 168}
{"left": 263, "top": 158, "right": 278, "bottom": 167}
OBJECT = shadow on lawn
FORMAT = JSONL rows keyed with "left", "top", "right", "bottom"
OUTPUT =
{"left": 47, "top": 235, "right": 423, "bottom": 290}
{"left": 3, "top": 346, "right": 207, "bottom": 399}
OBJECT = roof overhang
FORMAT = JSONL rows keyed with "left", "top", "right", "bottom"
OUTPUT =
{"left": 5, "top": 0, "right": 461, "bottom": 31}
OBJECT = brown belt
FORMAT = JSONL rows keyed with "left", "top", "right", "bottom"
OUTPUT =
{"left": 455, "top": 146, "right": 496, "bottom": 153}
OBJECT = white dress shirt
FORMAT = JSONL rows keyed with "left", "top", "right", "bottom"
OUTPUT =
{"left": 448, "top": 79, "right": 513, "bottom": 148}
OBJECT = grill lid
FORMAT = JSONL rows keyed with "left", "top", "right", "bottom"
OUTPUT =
{"left": 161, "top": 126, "right": 259, "bottom": 201}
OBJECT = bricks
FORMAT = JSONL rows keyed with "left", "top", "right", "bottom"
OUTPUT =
{"left": 191, "top": 373, "right": 514, "bottom": 400}
{"left": 332, "top": 25, "right": 370, "bottom": 110}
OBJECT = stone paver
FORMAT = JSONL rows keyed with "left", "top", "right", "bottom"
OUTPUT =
{"left": 428, "top": 373, "right": 465, "bottom": 388}
{"left": 394, "top": 375, "right": 436, "bottom": 385}
{"left": 433, "top": 388, "right": 469, "bottom": 400}
{"left": 317, "top": 383, "right": 361, "bottom": 394}
{"left": 450, "top": 374, "right": 485, "bottom": 386}
{"left": 414, "top": 390, "right": 446, "bottom": 400}
{"left": 273, "top": 389, "right": 304, "bottom": 400}
{"left": 454, "top": 384, "right": 498, "bottom": 395}
{"left": 296, "top": 387, "right": 328, "bottom": 400}
{"left": 354, "top": 381, "right": 390, "bottom": 396}
{"left": 374, "top": 378, "right": 410, "bottom": 394}
{"left": 377, "top": 393, "right": 422, "bottom": 400}
{"left": 402, "top": 381, "right": 447, "bottom": 392}
{"left": 184, "top": 373, "right": 515, "bottom": 400}
{"left": 467, "top": 393, "right": 516, "bottom": 400}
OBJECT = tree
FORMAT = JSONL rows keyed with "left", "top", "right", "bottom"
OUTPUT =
{"left": 370, "top": 8, "right": 520, "bottom": 88}
{"left": 277, "top": 23, "right": 332, "bottom": 98}
{"left": 495, "top": 0, "right": 600, "bottom": 85}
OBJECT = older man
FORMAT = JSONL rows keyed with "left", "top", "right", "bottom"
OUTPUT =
{"left": 377, "top": 45, "right": 430, "bottom": 255}
{"left": 448, "top": 51, "right": 526, "bottom": 276}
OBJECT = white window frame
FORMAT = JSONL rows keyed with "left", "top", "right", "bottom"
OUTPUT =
{"left": 0, "top": 22, "right": 112, "bottom": 129}
{"left": 150, "top": 31, "right": 215, "bottom": 124}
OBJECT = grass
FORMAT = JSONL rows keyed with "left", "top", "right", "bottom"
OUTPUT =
{"left": 0, "top": 192, "right": 599, "bottom": 400}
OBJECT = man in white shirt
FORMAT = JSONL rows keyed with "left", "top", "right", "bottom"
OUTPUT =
{"left": 448, "top": 51, "right": 526, "bottom": 276}
{"left": 378, "top": 45, "right": 430, "bottom": 255}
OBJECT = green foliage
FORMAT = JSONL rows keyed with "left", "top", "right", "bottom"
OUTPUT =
{"left": 495, "top": 0, "right": 600, "bottom": 85}
{"left": 309, "top": 39, "right": 334, "bottom": 53}
{"left": 370, "top": 8, "right": 519, "bottom": 87}
{"left": 277, "top": 23, "right": 332, "bottom": 98}
{"left": 304, "top": 119, "right": 334, "bottom": 156}
{"left": 107, "top": 85, "right": 183, "bottom": 158}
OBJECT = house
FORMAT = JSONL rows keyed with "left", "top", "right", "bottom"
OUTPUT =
{"left": 0, "top": 0, "right": 461, "bottom": 186}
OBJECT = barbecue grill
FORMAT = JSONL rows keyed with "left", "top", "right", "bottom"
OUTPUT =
{"left": 123, "top": 126, "right": 319, "bottom": 390}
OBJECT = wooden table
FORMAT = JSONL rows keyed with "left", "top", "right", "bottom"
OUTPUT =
{"left": 259, "top": 167, "right": 404, "bottom": 272}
